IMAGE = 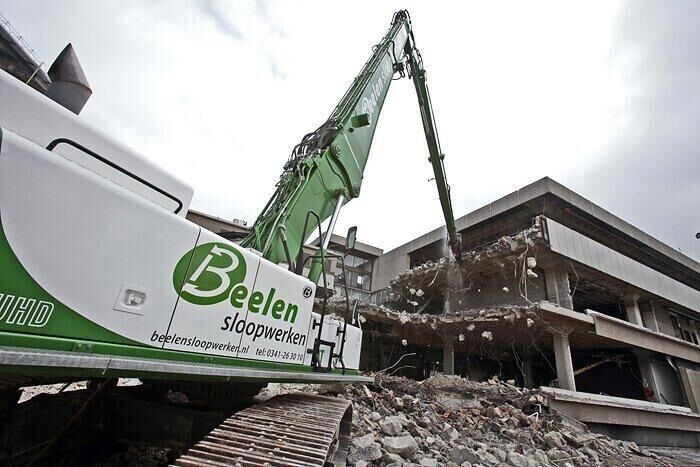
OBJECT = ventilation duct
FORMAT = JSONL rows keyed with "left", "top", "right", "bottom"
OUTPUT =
{"left": 46, "top": 43, "right": 91, "bottom": 114}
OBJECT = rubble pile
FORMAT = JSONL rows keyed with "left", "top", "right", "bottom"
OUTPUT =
{"left": 336, "top": 374, "right": 665, "bottom": 467}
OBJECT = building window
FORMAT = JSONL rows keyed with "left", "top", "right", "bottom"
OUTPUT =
{"left": 670, "top": 314, "right": 700, "bottom": 345}
{"left": 334, "top": 251, "right": 374, "bottom": 296}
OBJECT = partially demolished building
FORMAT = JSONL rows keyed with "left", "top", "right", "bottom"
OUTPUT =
{"left": 343, "top": 177, "right": 700, "bottom": 447}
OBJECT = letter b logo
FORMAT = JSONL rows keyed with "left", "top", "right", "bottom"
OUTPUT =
{"left": 173, "top": 243, "right": 247, "bottom": 305}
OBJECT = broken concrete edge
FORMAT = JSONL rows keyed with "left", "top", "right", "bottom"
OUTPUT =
{"left": 386, "top": 221, "right": 545, "bottom": 295}
{"left": 321, "top": 297, "right": 541, "bottom": 329}
{"left": 541, "top": 386, "right": 697, "bottom": 417}
{"left": 321, "top": 298, "right": 588, "bottom": 333}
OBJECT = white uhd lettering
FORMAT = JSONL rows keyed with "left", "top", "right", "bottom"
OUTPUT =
{"left": 0, "top": 293, "right": 54, "bottom": 327}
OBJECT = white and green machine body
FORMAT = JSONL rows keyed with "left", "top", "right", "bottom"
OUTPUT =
{"left": 0, "top": 69, "right": 363, "bottom": 383}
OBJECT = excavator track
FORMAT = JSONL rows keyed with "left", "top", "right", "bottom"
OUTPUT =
{"left": 174, "top": 393, "right": 352, "bottom": 467}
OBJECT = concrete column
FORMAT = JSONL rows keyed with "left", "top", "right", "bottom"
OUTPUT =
{"left": 377, "top": 338, "right": 389, "bottom": 370}
{"left": 544, "top": 266, "right": 573, "bottom": 310}
{"left": 444, "top": 289, "right": 454, "bottom": 313}
{"left": 443, "top": 289, "right": 456, "bottom": 376}
{"left": 639, "top": 300, "right": 660, "bottom": 332}
{"left": 552, "top": 327, "right": 576, "bottom": 391}
{"left": 677, "top": 363, "right": 700, "bottom": 413}
{"left": 634, "top": 350, "right": 660, "bottom": 403}
{"left": 518, "top": 346, "right": 535, "bottom": 388}
{"left": 623, "top": 293, "right": 643, "bottom": 326}
{"left": 443, "top": 338, "right": 455, "bottom": 376}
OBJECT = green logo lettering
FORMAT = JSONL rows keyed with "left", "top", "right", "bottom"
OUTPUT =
{"left": 173, "top": 243, "right": 246, "bottom": 305}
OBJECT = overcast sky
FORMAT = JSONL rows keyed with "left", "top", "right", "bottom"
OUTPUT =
{"left": 3, "top": 1, "right": 698, "bottom": 260}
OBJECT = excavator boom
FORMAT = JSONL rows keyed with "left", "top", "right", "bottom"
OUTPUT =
{"left": 242, "top": 10, "right": 461, "bottom": 279}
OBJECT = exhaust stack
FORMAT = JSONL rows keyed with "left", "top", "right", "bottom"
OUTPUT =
{"left": 46, "top": 43, "right": 91, "bottom": 115}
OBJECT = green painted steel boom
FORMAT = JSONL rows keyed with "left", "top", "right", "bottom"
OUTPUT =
{"left": 241, "top": 10, "right": 461, "bottom": 281}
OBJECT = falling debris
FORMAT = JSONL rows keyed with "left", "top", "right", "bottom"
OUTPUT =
{"left": 527, "top": 318, "right": 534, "bottom": 327}
{"left": 415, "top": 289, "right": 424, "bottom": 297}
{"left": 526, "top": 269, "right": 538, "bottom": 279}
{"left": 358, "top": 315, "right": 367, "bottom": 324}
{"left": 388, "top": 223, "right": 543, "bottom": 292}
{"left": 458, "top": 333, "right": 465, "bottom": 342}
{"left": 401, "top": 339, "right": 408, "bottom": 347}
{"left": 409, "top": 288, "right": 416, "bottom": 295}
{"left": 527, "top": 256, "right": 537, "bottom": 269}
{"left": 502, "top": 286, "right": 509, "bottom": 293}
{"left": 481, "top": 331, "right": 493, "bottom": 341}
{"left": 466, "top": 324, "right": 475, "bottom": 331}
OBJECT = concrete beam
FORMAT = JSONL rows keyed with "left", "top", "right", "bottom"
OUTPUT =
{"left": 552, "top": 327, "right": 576, "bottom": 391}
{"left": 589, "top": 311, "right": 700, "bottom": 364}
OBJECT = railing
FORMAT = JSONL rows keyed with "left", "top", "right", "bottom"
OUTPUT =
{"left": 0, "top": 12, "right": 45, "bottom": 77}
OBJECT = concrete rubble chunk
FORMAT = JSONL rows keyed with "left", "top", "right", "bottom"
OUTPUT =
{"left": 380, "top": 415, "right": 404, "bottom": 435}
{"left": 348, "top": 433, "right": 382, "bottom": 463}
{"left": 382, "top": 435, "right": 419, "bottom": 459}
{"left": 381, "top": 451, "right": 404, "bottom": 464}
{"left": 449, "top": 445, "right": 475, "bottom": 464}
{"left": 547, "top": 448, "right": 569, "bottom": 461}
{"left": 544, "top": 431, "right": 566, "bottom": 449}
{"left": 475, "top": 449, "right": 499, "bottom": 464}
{"left": 507, "top": 451, "right": 530, "bottom": 467}
{"left": 491, "top": 447, "right": 507, "bottom": 462}
{"left": 564, "top": 431, "right": 597, "bottom": 447}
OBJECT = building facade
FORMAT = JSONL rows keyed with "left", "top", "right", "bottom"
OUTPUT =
{"left": 343, "top": 177, "right": 700, "bottom": 447}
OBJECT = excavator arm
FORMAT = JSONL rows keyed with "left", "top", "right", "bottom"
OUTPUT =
{"left": 241, "top": 10, "right": 461, "bottom": 282}
{"left": 403, "top": 17, "right": 462, "bottom": 260}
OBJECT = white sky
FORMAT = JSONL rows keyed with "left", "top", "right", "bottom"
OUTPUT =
{"left": 3, "top": 1, "right": 699, "bottom": 260}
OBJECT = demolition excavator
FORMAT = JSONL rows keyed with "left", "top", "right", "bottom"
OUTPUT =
{"left": 0, "top": 10, "right": 460, "bottom": 465}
